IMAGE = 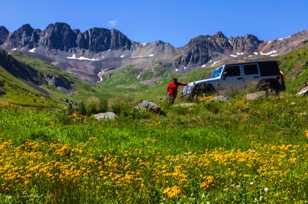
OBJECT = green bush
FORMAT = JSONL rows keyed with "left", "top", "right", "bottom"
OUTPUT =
{"left": 78, "top": 96, "right": 108, "bottom": 115}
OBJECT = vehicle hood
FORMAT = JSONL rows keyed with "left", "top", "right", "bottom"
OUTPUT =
{"left": 182, "top": 77, "right": 220, "bottom": 96}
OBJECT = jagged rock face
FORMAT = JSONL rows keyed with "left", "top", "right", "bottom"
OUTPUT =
{"left": 175, "top": 35, "right": 211, "bottom": 67}
{"left": 40, "top": 23, "right": 77, "bottom": 51}
{"left": 230, "top": 34, "right": 262, "bottom": 53}
{"left": 0, "top": 26, "right": 9, "bottom": 45}
{"left": 7, "top": 24, "right": 41, "bottom": 48}
{"left": 77, "top": 28, "right": 132, "bottom": 52}
{"left": 175, "top": 32, "right": 262, "bottom": 67}
{"left": 110, "top": 29, "right": 132, "bottom": 50}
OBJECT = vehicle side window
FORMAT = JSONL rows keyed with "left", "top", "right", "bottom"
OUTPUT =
{"left": 224, "top": 65, "right": 240, "bottom": 77}
{"left": 244, "top": 64, "right": 258, "bottom": 75}
{"left": 259, "top": 61, "right": 280, "bottom": 76}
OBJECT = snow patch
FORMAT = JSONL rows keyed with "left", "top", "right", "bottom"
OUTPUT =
{"left": 254, "top": 52, "right": 259, "bottom": 55}
{"left": 136, "top": 73, "right": 142, "bottom": 79}
{"left": 11, "top": 48, "right": 17, "bottom": 51}
{"left": 175, "top": 69, "right": 179, "bottom": 72}
{"left": 120, "top": 55, "right": 125, "bottom": 58}
{"left": 278, "top": 36, "right": 291, "bottom": 41}
{"left": 67, "top": 54, "right": 100, "bottom": 61}
{"left": 29, "top": 48, "right": 36, "bottom": 53}
{"left": 230, "top": 54, "right": 238, "bottom": 58}
{"left": 142, "top": 43, "right": 147, "bottom": 46}
{"left": 236, "top": 52, "right": 245, "bottom": 56}
{"left": 201, "top": 64, "right": 207, "bottom": 68}
{"left": 260, "top": 50, "right": 278, "bottom": 56}
{"left": 148, "top": 54, "right": 154, "bottom": 57}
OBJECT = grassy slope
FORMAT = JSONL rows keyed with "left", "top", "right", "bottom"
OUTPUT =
{"left": 279, "top": 45, "right": 308, "bottom": 92}
{"left": 0, "top": 52, "right": 104, "bottom": 108}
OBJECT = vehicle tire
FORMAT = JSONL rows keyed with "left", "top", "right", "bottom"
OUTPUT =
{"left": 257, "top": 79, "right": 281, "bottom": 94}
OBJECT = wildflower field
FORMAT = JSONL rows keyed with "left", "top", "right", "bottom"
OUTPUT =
{"left": 0, "top": 95, "right": 307, "bottom": 203}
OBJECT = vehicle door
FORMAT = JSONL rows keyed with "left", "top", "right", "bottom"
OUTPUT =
{"left": 243, "top": 63, "right": 260, "bottom": 87}
{"left": 220, "top": 65, "right": 245, "bottom": 93}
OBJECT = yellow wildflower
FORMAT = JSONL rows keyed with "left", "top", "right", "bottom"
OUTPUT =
{"left": 163, "top": 186, "right": 181, "bottom": 198}
{"left": 200, "top": 176, "right": 214, "bottom": 190}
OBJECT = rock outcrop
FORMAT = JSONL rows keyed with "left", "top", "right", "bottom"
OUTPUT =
{"left": 6, "top": 24, "right": 41, "bottom": 48}
{"left": 0, "top": 26, "right": 9, "bottom": 45}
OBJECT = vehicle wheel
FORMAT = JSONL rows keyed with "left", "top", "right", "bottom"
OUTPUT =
{"left": 257, "top": 80, "right": 280, "bottom": 94}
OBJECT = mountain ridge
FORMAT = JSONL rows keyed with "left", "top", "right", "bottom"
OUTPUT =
{"left": 0, "top": 22, "right": 307, "bottom": 82}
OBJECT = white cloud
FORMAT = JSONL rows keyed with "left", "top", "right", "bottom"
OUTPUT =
{"left": 108, "top": 20, "right": 118, "bottom": 28}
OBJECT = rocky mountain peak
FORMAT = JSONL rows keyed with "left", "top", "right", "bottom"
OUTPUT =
{"left": 6, "top": 24, "right": 41, "bottom": 49}
{"left": 213, "top": 31, "right": 227, "bottom": 39}
{"left": 0, "top": 26, "right": 9, "bottom": 45}
{"left": 40, "top": 22, "right": 77, "bottom": 51}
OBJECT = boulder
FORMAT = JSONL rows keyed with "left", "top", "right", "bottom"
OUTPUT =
{"left": 135, "top": 100, "right": 161, "bottom": 113}
{"left": 245, "top": 91, "right": 266, "bottom": 101}
{"left": 94, "top": 112, "right": 117, "bottom": 120}
{"left": 296, "top": 86, "right": 308, "bottom": 96}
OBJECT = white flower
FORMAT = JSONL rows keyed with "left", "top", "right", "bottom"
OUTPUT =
{"left": 264, "top": 187, "right": 269, "bottom": 192}
{"left": 250, "top": 182, "right": 254, "bottom": 185}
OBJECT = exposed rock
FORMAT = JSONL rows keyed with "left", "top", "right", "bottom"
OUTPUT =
{"left": 40, "top": 22, "right": 77, "bottom": 51}
{"left": 245, "top": 91, "right": 266, "bottom": 101}
{"left": 0, "top": 26, "right": 9, "bottom": 45}
{"left": 94, "top": 112, "right": 117, "bottom": 120}
{"left": 229, "top": 34, "right": 262, "bottom": 53}
{"left": 76, "top": 28, "right": 132, "bottom": 52}
{"left": 6, "top": 24, "right": 41, "bottom": 48}
{"left": 175, "top": 32, "right": 263, "bottom": 67}
{"left": 44, "top": 74, "right": 73, "bottom": 90}
{"left": 135, "top": 100, "right": 161, "bottom": 113}
{"left": 296, "top": 86, "right": 308, "bottom": 96}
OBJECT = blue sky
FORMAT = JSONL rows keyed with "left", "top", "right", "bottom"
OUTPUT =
{"left": 0, "top": 0, "right": 307, "bottom": 47}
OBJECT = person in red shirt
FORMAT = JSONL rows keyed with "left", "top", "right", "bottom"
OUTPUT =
{"left": 166, "top": 78, "right": 187, "bottom": 104}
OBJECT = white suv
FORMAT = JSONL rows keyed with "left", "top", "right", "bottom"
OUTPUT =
{"left": 183, "top": 61, "right": 285, "bottom": 97}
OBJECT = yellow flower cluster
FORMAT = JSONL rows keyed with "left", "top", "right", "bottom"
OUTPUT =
{"left": 198, "top": 96, "right": 214, "bottom": 102}
{"left": 200, "top": 176, "right": 214, "bottom": 190}
{"left": 163, "top": 185, "right": 181, "bottom": 198}
{"left": 0, "top": 139, "right": 306, "bottom": 199}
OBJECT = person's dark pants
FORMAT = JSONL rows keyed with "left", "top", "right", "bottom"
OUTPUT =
{"left": 167, "top": 94, "right": 176, "bottom": 104}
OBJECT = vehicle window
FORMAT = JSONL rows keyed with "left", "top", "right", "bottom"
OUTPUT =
{"left": 224, "top": 65, "right": 240, "bottom": 77}
{"left": 259, "top": 61, "right": 280, "bottom": 76}
{"left": 244, "top": 64, "right": 258, "bottom": 75}
{"left": 211, "top": 66, "right": 223, "bottom": 78}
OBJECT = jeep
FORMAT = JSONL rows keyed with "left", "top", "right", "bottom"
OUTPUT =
{"left": 183, "top": 61, "right": 285, "bottom": 97}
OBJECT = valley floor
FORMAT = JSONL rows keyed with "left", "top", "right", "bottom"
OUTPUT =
{"left": 0, "top": 95, "right": 307, "bottom": 203}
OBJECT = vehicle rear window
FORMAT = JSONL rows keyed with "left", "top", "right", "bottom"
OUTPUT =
{"left": 259, "top": 61, "right": 280, "bottom": 76}
{"left": 244, "top": 64, "right": 258, "bottom": 75}
{"left": 225, "top": 65, "right": 240, "bottom": 77}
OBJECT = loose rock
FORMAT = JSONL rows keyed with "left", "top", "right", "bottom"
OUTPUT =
{"left": 94, "top": 112, "right": 117, "bottom": 120}
{"left": 246, "top": 91, "right": 266, "bottom": 101}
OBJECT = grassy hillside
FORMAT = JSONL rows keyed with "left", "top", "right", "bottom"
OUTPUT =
{"left": 279, "top": 45, "right": 308, "bottom": 92}
{"left": 0, "top": 52, "right": 104, "bottom": 108}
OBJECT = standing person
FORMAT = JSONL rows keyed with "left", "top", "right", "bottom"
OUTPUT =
{"left": 166, "top": 78, "right": 187, "bottom": 104}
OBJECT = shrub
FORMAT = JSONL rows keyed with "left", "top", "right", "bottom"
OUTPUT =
{"left": 78, "top": 96, "right": 108, "bottom": 115}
